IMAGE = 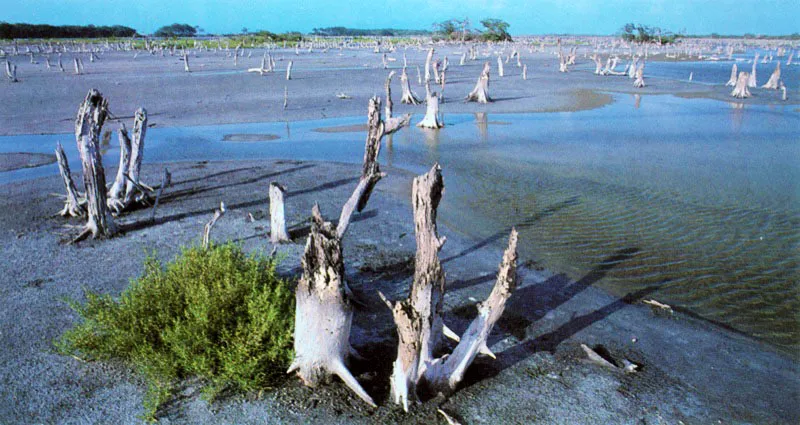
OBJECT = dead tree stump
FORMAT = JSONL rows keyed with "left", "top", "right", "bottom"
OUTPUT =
{"left": 55, "top": 142, "right": 84, "bottom": 217}
{"left": 124, "top": 108, "right": 148, "bottom": 206}
{"left": 107, "top": 124, "right": 131, "bottom": 213}
{"left": 382, "top": 164, "right": 519, "bottom": 410}
{"left": 74, "top": 89, "right": 116, "bottom": 240}
{"left": 466, "top": 62, "right": 491, "bottom": 103}
{"left": 289, "top": 96, "right": 387, "bottom": 407}
{"left": 400, "top": 67, "right": 421, "bottom": 105}
{"left": 289, "top": 205, "right": 376, "bottom": 407}
{"left": 633, "top": 64, "right": 645, "bottom": 88}
{"left": 731, "top": 71, "right": 751, "bottom": 98}
{"left": 384, "top": 71, "right": 411, "bottom": 134}
{"left": 726, "top": 63, "right": 738, "bottom": 86}
{"left": 269, "top": 182, "right": 290, "bottom": 243}
{"left": 202, "top": 202, "right": 226, "bottom": 248}
{"left": 417, "top": 79, "right": 444, "bottom": 129}
{"left": 337, "top": 97, "right": 386, "bottom": 236}
{"left": 762, "top": 62, "right": 780, "bottom": 89}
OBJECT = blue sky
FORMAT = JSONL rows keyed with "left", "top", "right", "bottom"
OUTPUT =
{"left": 4, "top": 0, "right": 798, "bottom": 36}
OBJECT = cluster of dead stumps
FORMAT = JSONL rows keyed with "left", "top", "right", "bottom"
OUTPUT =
{"left": 52, "top": 88, "right": 523, "bottom": 414}
{"left": 285, "top": 94, "right": 524, "bottom": 412}
{"left": 54, "top": 89, "right": 170, "bottom": 244}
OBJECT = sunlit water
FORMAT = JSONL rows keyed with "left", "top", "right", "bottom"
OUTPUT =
{"left": 2, "top": 94, "right": 798, "bottom": 352}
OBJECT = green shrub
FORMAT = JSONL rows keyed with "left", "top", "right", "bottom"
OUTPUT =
{"left": 57, "top": 243, "right": 295, "bottom": 419}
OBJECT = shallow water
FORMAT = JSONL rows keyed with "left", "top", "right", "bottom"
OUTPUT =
{"left": 1, "top": 93, "right": 798, "bottom": 351}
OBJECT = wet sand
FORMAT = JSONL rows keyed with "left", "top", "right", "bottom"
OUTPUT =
{"left": 0, "top": 152, "right": 56, "bottom": 172}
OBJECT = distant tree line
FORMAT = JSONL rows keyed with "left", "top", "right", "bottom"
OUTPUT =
{"left": 0, "top": 22, "right": 137, "bottom": 39}
{"left": 433, "top": 18, "right": 512, "bottom": 42}
{"left": 310, "top": 27, "right": 430, "bottom": 37}
{"left": 688, "top": 32, "right": 800, "bottom": 40}
{"left": 618, "top": 23, "right": 678, "bottom": 44}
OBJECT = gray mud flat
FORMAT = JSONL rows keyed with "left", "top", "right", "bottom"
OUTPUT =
{"left": 1, "top": 159, "right": 797, "bottom": 424}
{"left": 0, "top": 152, "right": 56, "bottom": 172}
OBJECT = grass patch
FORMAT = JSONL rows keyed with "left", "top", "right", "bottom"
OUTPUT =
{"left": 56, "top": 242, "right": 295, "bottom": 419}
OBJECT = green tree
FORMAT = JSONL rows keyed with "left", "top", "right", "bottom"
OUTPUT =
{"left": 153, "top": 23, "right": 196, "bottom": 37}
{"left": 480, "top": 18, "right": 512, "bottom": 42}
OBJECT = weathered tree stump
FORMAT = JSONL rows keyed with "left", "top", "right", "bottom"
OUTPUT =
{"left": 202, "top": 201, "right": 225, "bottom": 248}
{"left": 384, "top": 71, "right": 411, "bottom": 135}
{"left": 731, "top": 71, "right": 751, "bottom": 98}
{"left": 726, "top": 63, "right": 738, "bottom": 86}
{"left": 522, "top": 64, "right": 527, "bottom": 80}
{"left": 289, "top": 204, "right": 376, "bottom": 407}
{"left": 183, "top": 50, "right": 190, "bottom": 72}
{"left": 748, "top": 54, "right": 758, "bottom": 88}
{"left": 382, "top": 164, "right": 519, "bottom": 410}
{"left": 286, "top": 60, "right": 293, "bottom": 80}
{"left": 400, "top": 67, "right": 421, "bottom": 105}
{"left": 466, "top": 62, "right": 491, "bottom": 103}
{"left": 289, "top": 97, "right": 387, "bottom": 407}
{"left": 123, "top": 108, "right": 149, "bottom": 206}
{"left": 74, "top": 89, "right": 116, "bottom": 241}
{"left": 337, "top": 97, "right": 386, "bottom": 236}
{"left": 497, "top": 55, "right": 505, "bottom": 76}
{"left": 55, "top": 142, "right": 84, "bottom": 217}
{"left": 5, "top": 60, "right": 18, "bottom": 82}
{"left": 107, "top": 123, "right": 131, "bottom": 213}
{"left": 417, "top": 79, "right": 444, "bottom": 129}
{"left": 633, "top": 64, "right": 645, "bottom": 88}
{"left": 762, "top": 62, "right": 780, "bottom": 89}
{"left": 424, "top": 48, "right": 434, "bottom": 85}
{"left": 269, "top": 182, "right": 290, "bottom": 243}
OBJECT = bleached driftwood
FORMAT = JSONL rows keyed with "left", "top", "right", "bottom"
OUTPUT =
{"left": 382, "top": 164, "right": 519, "bottom": 410}
{"left": 269, "top": 182, "right": 290, "bottom": 243}
{"left": 465, "top": 62, "right": 491, "bottom": 103}
{"left": 107, "top": 124, "right": 131, "bottom": 213}
{"left": 400, "top": 67, "right": 421, "bottom": 104}
{"left": 731, "top": 71, "right": 751, "bottom": 99}
{"left": 202, "top": 202, "right": 226, "bottom": 249}
{"left": 55, "top": 142, "right": 84, "bottom": 217}
{"left": 284, "top": 86, "right": 288, "bottom": 110}
{"left": 762, "top": 62, "right": 780, "bottom": 89}
{"left": 726, "top": 63, "right": 738, "bottom": 86}
{"left": 286, "top": 60, "right": 293, "bottom": 80}
{"left": 383, "top": 71, "right": 411, "bottom": 135}
{"left": 417, "top": 79, "right": 443, "bottom": 129}
{"left": 581, "top": 344, "right": 639, "bottom": 374}
{"left": 780, "top": 81, "right": 787, "bottom": 101}
{"left": 522, "top": 64, "right": 527, "bottom": 80}
{"left": 73, "top": 89, "right": 116, "bottom": 241}
{"left": 633, "top": 63, "right": 645, "bottom": 88}
{"left": 289, "top": 97, "right": 387, "bottom": 408}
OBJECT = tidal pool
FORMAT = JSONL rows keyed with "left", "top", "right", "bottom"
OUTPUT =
{"left": 1, "top": 93, "right": 797, "bottom": 352}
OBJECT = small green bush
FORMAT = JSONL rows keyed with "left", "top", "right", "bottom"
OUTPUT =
{"left": 57, "top": 243, "right": 295, "bottom": 419}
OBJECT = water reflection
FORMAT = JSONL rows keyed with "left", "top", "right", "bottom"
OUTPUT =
{"left": 475, "top": 112, "right": 488, "bottom": 142}
{"left": 633, "top": 94, "right": 641, "bottom": 109}
{"left": 729, "top": 102, "right": 745, "bottom": 132}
